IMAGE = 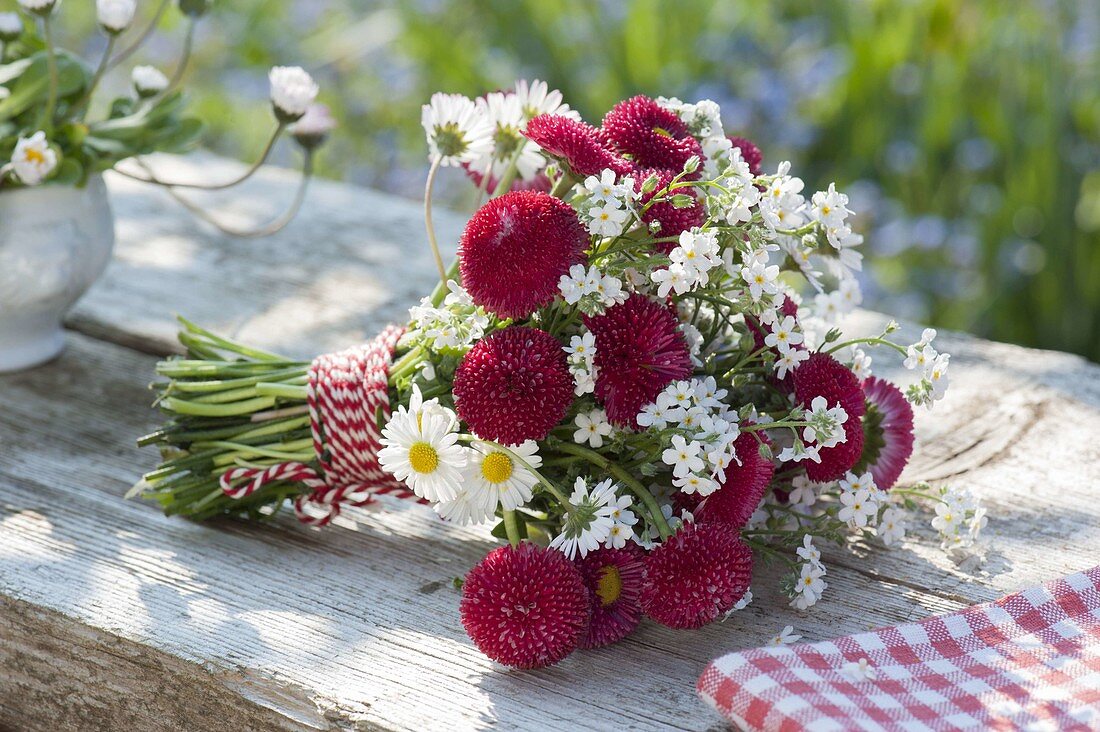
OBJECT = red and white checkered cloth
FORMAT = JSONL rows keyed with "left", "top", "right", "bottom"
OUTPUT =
{"left": 698, "top": 566, "right": 1100, "bottom": 731}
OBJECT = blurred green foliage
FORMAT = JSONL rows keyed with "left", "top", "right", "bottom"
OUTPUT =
{"left": 42, "top": 0, "right": 1100, "bottom": 360}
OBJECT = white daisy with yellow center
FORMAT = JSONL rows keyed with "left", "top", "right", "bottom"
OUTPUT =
{"left": 378, "top": 386, "right": 466, "bottom": 503}
{"left": 468, "top": 440, "right": 542, "bottom": 512}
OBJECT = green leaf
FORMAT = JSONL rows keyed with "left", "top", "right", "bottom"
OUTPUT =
{"left": 0, "top": 58, "right": 34, "bottom": 87}
{"left": 0, "top": 51, "right": 91, "bottom": 121}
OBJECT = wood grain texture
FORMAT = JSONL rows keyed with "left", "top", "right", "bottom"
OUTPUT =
{"left": 1, "top": 159, "right": 1099, "bottom": 731}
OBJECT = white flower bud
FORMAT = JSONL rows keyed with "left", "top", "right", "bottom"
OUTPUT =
{"left": 291, "top": 103, "right": 336, "bottom": 150}
{"left": 132, "top": 65, "right": 169, "bottom": 97}
{"left": 0, "top": 12, "right": 23, "bottom": 41}
{"left": 17, "top": 0, "right": 58, "bottom": 16}
{"left": 96, "top": 0, "right": 136, "bottom": 33}
{"left": 268, "top": 66, "right": 318, "bottom": 122}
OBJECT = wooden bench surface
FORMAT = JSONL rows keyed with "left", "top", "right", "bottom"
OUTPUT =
{"left": 2, "top": 156, "right": 1099, "bottom": 731}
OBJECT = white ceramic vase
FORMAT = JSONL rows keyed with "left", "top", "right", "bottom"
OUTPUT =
{"left": 0, "top": 175, "right": 115, "bottom": 372}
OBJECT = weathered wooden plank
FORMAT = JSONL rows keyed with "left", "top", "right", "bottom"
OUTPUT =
{"left": 2, "top": 321, "right": 1099, "bottom": 730}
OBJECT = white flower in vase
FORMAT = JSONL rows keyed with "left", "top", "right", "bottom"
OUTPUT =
{"left": 96, "top": 0, "right": 136, "bottom": 34}
{"left": 11, "top": 131, "right": 58, "bottom": 186}
{"left": 268, "top": 66, "right": 319, "bottom": 122}
{"left": 131, "top": 65, "right": 169, "bottom": 98}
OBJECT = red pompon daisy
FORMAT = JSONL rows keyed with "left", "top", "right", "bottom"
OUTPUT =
{"left": 584, "top": 294, "right": 692, "bottom": 428}
{"left": 641, "top": 522, "right": 753, "bottom": 629}
{"left": 601, "top": 95, "right": 704, "bottom": 174}
{"left": 729, "top": 136, "right": 763, "bottom": 176}
{"left": 805, "top": 418, "right": 865, "bottom": 483}
{"left": 634, "top": 169, "right": 705, "bottom": 251}
{"left": 453, "top": 326, "right": 574, "bottom": 444}
{"left": 857, "top": 376, "right": 915, "bottom": 490}
{"left": 460, "top": 542, "right": 590, "bottom": 669}
{"left": 463, "top": 164, "right": 551, "bottom": 194}
{"left": 523, "top": 114, "right": 633, "bottom": 178}
{"left": 459, "top": 190, "right": 588, "bottom": 320}
{"left": 573, "top": 546, "right": 645, "bottom": 649}
{"left": 697, "top": 432, "right": 775, "bottom": 529}
{"left": 793, "top": 352, "right": 867, "bottom": 420}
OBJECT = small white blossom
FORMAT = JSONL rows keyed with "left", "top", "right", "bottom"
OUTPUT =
{"left": 741, "top": 261, "right": 780, "bottom": 301}
{"left": 550, "top": 477, "right": 617, "bottom": 560}
{"left": 587, "top": 201, "right": 631, "bottom": 237}
{"left": 775, "top": 348, "right": 810, "bottom": 379}
{"left": 770, "top": 625, "right": 802, "bottom": 646}
{"left": 796, "top": 535, "right": 823, "bottom": 568}
{"left": 574, "top": 409, "right": 613, "bottom": 448}
{"left": 764, "top": 315, "right": 804, "bottom": 354}
{"left": 803, "top": 396, "right": 849, "bottom": 449}
{"left": 791, "top": 563, "right": 827, "bottom": 609}
{"left": 838, "top": 488, "right": 877, "bottom": 528}
{"left": 878, "top": 507, "right": 907, "bottom": 546}
{"left": 662, "top": 435, "right": 705, "bottom": 478}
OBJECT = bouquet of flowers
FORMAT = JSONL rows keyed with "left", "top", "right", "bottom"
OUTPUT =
{"left": 0, "top": 0, "right": 332, "bottom": 234}
{"left": 136, "top": 80, "right": 985, "bottom": 669}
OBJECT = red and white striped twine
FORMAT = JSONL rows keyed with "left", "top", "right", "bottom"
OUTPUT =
{"left": 219, "top": 326, "right": 422, "bottom": 526}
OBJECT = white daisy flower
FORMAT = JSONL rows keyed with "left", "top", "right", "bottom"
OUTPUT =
{"left": 513, "top": 78, "right": 578, "bottom": 122}
{"left": 11, "top": 131, "right": 57, "bottom": 186}
{"left": 421, "top": 92, "right": 493, "bottom": 167}
{"left": 377, "top": 387, "right": 466, "bottom": 503}
{"left": 433, "top": 484, "right": 498, "bottom": 526}
{"left": 463, "top": 440, "right": 542, "bottom": 512}
{"left": 467, "top": 91, "right": 545, "bottom": 183}
{"left": 269, "top": 66, "right": 319, "bottom": 121}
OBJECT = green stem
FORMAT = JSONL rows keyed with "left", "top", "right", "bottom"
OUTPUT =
{"left": 151, "top": 152, "right": 314, "bottom": 237}
{"left": 423, "top": 155, "right": 448, "bottom": 284}
{"left": 74, "top": 35, "right": 115, "bottom": 120}
{"left": 502, "top": 510, "right": 522, "bottom": 547}
{"left": 254, "top": 383, "right": 308, "bottom": 400}
{"left": 553, "top": 442, "right": 672, "bottom": 539}
{"left": 40, "top": 16, "right": 58, "bottom": 132}
{"left": 107, "top": 0, "right": 171, "bottom": 70}
{"left": 117, "top": 122, "right": 286, "bottom": 190}
{"left": 550, "top": 171, "right": 576, "bottom": 198}
{"left": 166, "top": 17, "right": 195, "bottom": 92}
{"left": 825, "top": 337, "right": 907, "bottom": 357}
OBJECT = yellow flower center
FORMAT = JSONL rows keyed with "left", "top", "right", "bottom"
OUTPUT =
{"left": 408, "top": 442, "right": 439, "bottom": 474}
{"left": 595, "top": 565, "right": 622, "bottom": 606}
{"left": 24, "top": 147, "right": 45, "bottom": 165}
{"left": 480, "top": 452, "right": 514, "bottom": 484}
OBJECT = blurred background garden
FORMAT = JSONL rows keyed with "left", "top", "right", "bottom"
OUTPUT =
{"left": 40, "top": 0, "right": 1100, "bottom": 361}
